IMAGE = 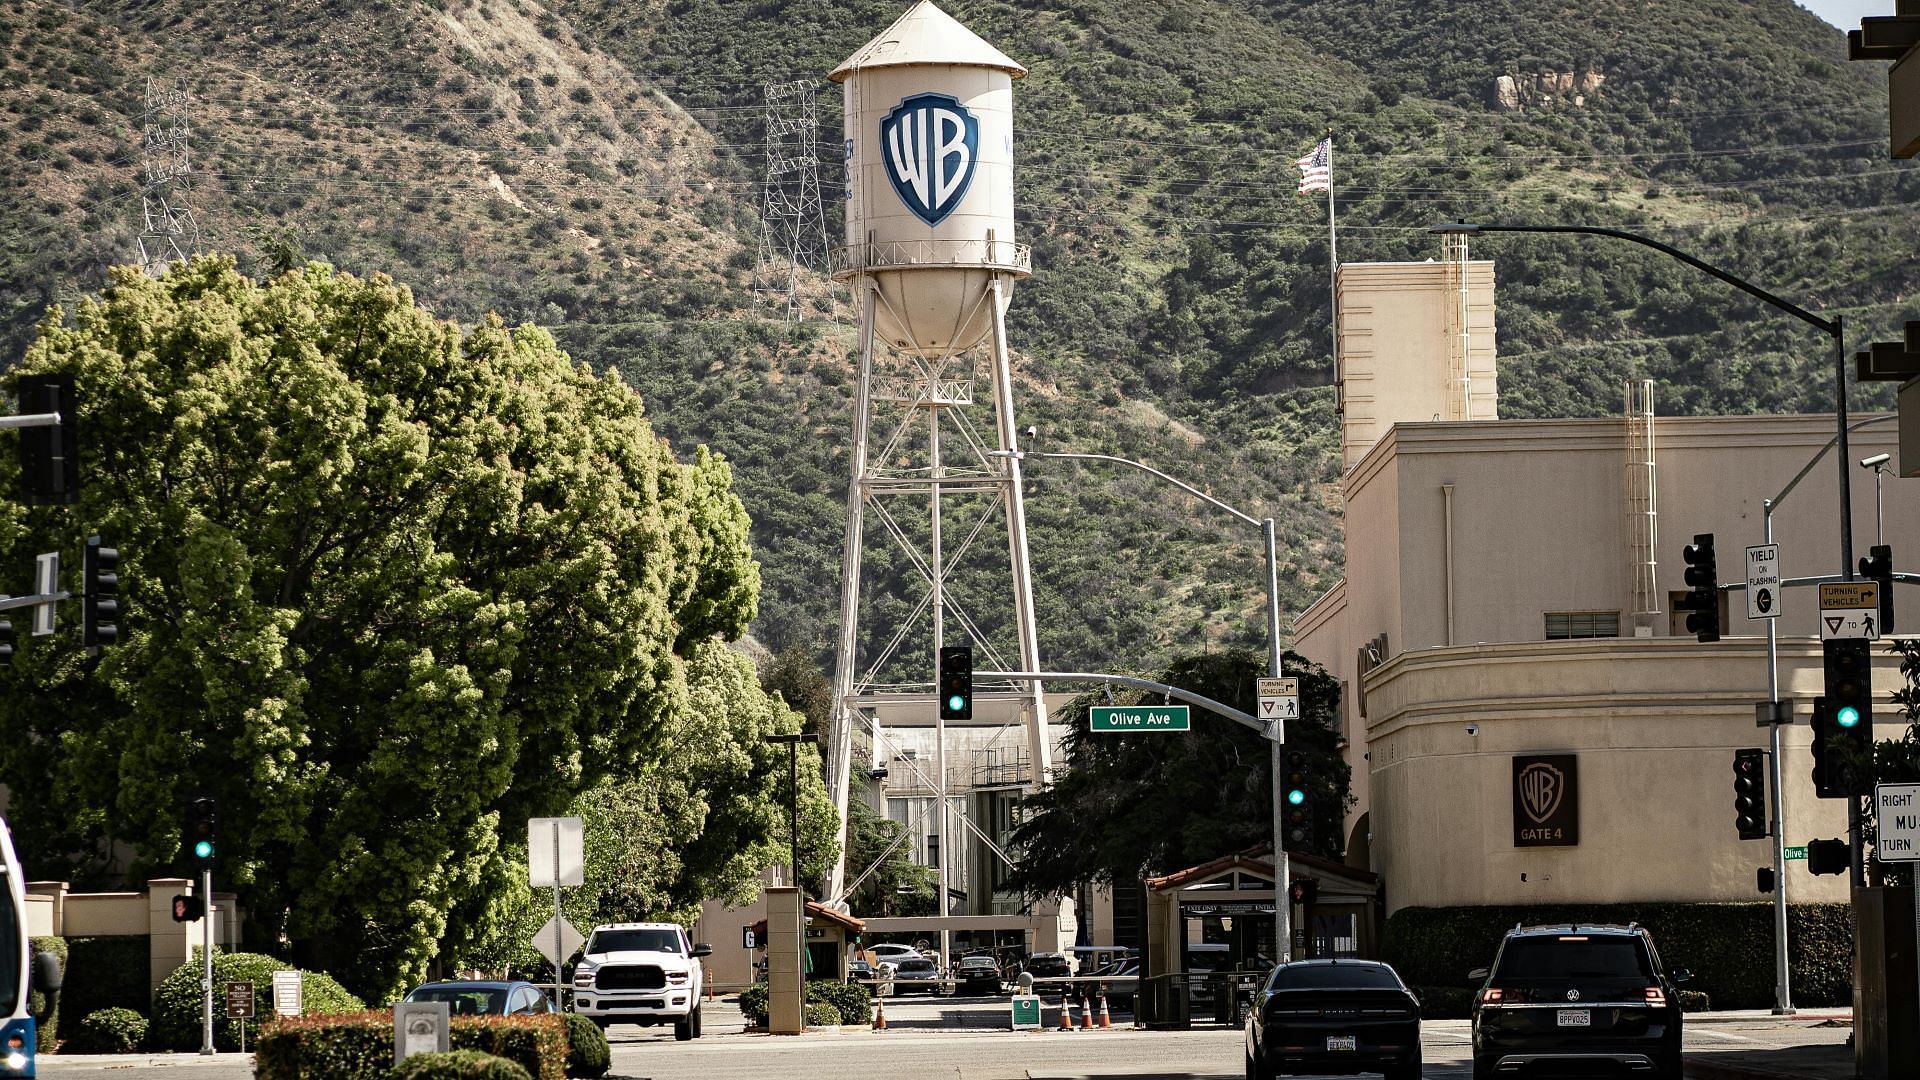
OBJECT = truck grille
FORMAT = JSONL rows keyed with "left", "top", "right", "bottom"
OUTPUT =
{"left": 594, "top": 965, "right": 666, "bottom": 991}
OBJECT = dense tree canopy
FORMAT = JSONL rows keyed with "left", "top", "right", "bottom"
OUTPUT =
{"left": 0, "top": 257, "right": 777, "bottom": 998}
{"left": 1007, "top": 649, "right": 1350, "bottom": 899}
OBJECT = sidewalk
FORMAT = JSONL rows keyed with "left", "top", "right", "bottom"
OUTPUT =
{"left": 1685, "top": 1044, "right": 1854, "bottom": 1080}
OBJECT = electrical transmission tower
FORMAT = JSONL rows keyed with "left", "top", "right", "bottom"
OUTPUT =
{"left": 137, "top": 78, "right": 200, "bottom": 276}
{"left": 753, "top": 80, "right": 830, "bottom": 320}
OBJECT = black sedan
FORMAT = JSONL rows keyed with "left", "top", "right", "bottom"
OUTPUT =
{"left": 1245, "top": 960, "right": 1421, "bottom": 1080}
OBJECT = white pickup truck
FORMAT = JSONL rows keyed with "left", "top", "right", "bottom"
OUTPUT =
{"left": 571, "top": 922, "right": 713, "bottom": 1039}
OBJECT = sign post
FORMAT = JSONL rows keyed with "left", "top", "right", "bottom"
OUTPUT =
{"left": 1746, "top": 545, "right": 1781, "bottom": 620}
{"left": 1088, "top": 705, "right": 1190, "bottom": 732}
{"left": 225, "top": 982, "right": 254, "bottom": 1054}
{"left": 1257, "top": 677, "right": 1299, "bottom": 744}
{"left": 529, "top": 817, "right": 585, "bottom": 1006}
{"left": 1874, "top": 783, "right": 1920, "bottom": 1063}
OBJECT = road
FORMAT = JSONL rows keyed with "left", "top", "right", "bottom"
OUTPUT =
{"left": 34, "top": 996, "right": 1851, "bottom": 1080}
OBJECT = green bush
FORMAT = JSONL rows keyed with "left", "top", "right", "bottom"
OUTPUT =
{"left": 28, "top": 936, "right": 65, "bottom": 1053}
{"left": 560, "top": 1013, "right": 609, "bottom": 1079}
{"left": 65, "top": 1008, "right": 147, "bottom": 1054}
{"left": 804, "top": 1002, "right": 839, "bottom": 1027}
{"left": 1384, "top": 903, "right": 1853, "bottom": 1011}
{"left": 257, "top": 1011, "right": 391, "bottom": 1079}
{"left": 152, "top": 951, "right": 366, "bottom": 1051}
{"left": 61, "top": 937, "right": 150, "bottom": 1021}
{"left": 736, "top": 980, "right": 872, "bottom": 1026}
{"left": 450, "top": 1015, "right": 567, "bottom": 1080}
{"left": 391, "top": 1049, "right": 533, "bottom": 1080}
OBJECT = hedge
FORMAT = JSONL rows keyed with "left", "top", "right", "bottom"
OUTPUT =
{"left": 65, "top": 1008, "right": 147, "bottom": 1054}
{"left": 28, "top": 936, "right": 65, "bottom": 1053}
{"left": 256, "top": 1011, "right": 568, "bottom": 1080}
{"left": 60, "top": 936, "right": 150, "bottom": 1021}
{"left": 804, "top": 1002, "right": 839, "bottom": 1027}
{"left": 152, "top": 950, "right": 365, "bottom": 1051}
{"left": 389, "top": 1049, "right": 532, "bottom": 1080}
{"left": 1384, "top": 902, "right": 1852, "bottom": 1013}
{"left": 560, "top": 1013, "right": 609, "bottom": 1079}
{"left": 738, "top": 979, "right": 872, "bottom": 1026}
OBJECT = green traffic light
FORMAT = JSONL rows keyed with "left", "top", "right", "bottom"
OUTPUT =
{"left": 1286, "top": 789, "right": 1306, "bottom": 806}
{"left": 947, "top": 694, "right": 965, "bottom": 713}
{"left": 1836, "top": 705, "right": 1861, "bottom": 729}
{"left": 194, "top": 840, "right": 214, "bottom": 859}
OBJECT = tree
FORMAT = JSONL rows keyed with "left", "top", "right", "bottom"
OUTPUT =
{"left": 0, "top": 257, "right": 769, "bottom": 999}
{"left": 1006, "top": 649, "right": 1349, "bottom": 900}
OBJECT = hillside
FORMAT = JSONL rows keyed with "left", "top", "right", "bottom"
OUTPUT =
{"left": 2, "top": 0, "right": 1917, "bottom": 680}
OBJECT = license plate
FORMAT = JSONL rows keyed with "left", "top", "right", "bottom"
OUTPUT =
{"left": 1326, "top": 1035, "right": 1357, "bottom": 1051}
{"left": 1557, "top": 1009, "right": 1591, "bottom": 1027}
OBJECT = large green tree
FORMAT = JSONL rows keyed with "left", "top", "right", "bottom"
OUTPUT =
{"left": 1006, "top": 649, "right": 1351, "bottom": 900}
{"left": 0, "top": 257, "right": 767, "bottom": 998}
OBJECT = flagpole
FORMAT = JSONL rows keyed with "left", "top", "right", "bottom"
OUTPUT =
{"left": 1325, "top": 126, "right": 1340, "bottom": 411}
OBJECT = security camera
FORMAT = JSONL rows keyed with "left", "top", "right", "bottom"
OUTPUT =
{"left": 1465, "top": 723, "right": 1480, "bottom": 737}
{"left": 1861, "top": 453, "right": 1892, "bottom": 468}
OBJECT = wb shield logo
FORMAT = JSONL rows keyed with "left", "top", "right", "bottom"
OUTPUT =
{"left": 881, "top": 93, "right": 978, "bottom": 226}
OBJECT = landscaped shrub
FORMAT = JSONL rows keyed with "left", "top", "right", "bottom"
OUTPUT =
{"left": 65, "top": 1008, "right": 147, "bottom": 1054}
{"left": 738, "top": 982, "right": 769, "bottom": 1026}
{"left": 257, "top": 1012, "right": 567, "bottom": 1080}
{"left": 152, "top": 951, "right": 366, "bottom": 1051}
{"left": 390, "top": 1049, "right": 533, "bottom": 1080}
{"left": 737, "top": 980, "right": 872, "bottom": 1026}
{"left": 28, "top": 936, "right": 65, "bottom": 1053}
{"left": 804, "top": 1002, "right": 839, "bottom": 1027}
{"left": 60, "top": 937, "right": 150, "bottom": 1021}
{"left": 450, "top": 1015, "right": 566, "bottom": 1080}
{"left": 560, "top": 1013, "right": 609, "bottom": 1078}
{"left": 1384, "top": 902, "right": 1853, "bottom": 1011}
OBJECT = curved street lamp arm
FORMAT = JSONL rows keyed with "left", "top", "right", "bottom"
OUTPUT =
{"left": 1029, "top": 451, "right": 1263, "bottom": 529}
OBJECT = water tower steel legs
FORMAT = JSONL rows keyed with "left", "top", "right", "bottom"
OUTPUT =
{"left": 987, "top": 275, "right": 1051, "bottom": 786}
{"left": 825, "top": 279, "right": 878, "bottom": 905}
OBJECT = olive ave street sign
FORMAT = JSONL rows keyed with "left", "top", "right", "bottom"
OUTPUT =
{"left": 1819, "top": 582, "right": 1882, "bottom": 640}
{"left": 1089, "top": 705, "right": 1190, "bottom": 732}
{"left": 1746, "top": 544, "right": 1780, "bottom": 620}
{"left": 1783, "top": 845, "right": 1807, "bottom": 861}
{"left": 1876, "top": 784, "right": 1920, "bottom": 862}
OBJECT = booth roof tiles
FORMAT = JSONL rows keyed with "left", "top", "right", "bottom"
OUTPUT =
{"left": 1146, "top": 845, "right": 1378, "bottom": 893}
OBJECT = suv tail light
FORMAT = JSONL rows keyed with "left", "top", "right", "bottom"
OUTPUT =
{"left": 1645, "top": 986, "right": 1667, "bottom": 1007}
{"left": 1479, "top": 987, "right": 1503, "bottom": 1006}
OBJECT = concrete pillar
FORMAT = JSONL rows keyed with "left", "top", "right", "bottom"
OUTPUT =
{"left": 24, "top": 882, "right": 67, "bottom": 937}
{"left": 764, "top": 887, "right": 805, "bottom": 1034}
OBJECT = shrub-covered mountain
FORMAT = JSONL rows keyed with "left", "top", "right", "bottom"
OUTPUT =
{"left": 3, "top": 0, "right": 1916, "bottom": 675}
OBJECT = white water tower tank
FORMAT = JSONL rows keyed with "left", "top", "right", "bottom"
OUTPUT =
{"left": 831, "top": 1, "right": 1028, "bottom": 356}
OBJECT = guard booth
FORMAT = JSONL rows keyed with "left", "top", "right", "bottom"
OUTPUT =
{"left": 1139, "top": 847, "right": 1380, "bottom": 1028}
{"left": 751, "top": 901, "right": 865, "bottom": 983}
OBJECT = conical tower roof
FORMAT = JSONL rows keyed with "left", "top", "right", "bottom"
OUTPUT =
{"left": 828, "top": 0, "right": 1025, "bottom": 83}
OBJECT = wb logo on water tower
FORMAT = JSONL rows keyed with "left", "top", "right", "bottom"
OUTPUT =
{"left": 881, "top": 93, "right": 978, "bottom": 226}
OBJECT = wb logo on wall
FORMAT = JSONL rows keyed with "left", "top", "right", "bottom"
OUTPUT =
{"left": 881, "top": 93, "right": 978, "bottom": 226}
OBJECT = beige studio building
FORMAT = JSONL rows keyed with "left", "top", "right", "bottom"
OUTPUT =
{"left": 1294, "top": 254, "right": 1910, "bottom": 915}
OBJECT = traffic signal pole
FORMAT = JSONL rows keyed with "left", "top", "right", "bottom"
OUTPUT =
{"left": 201, "top": 865, "right": 213, "bottom": 1055}
{"left": 1264, "top": 517, "right": 1291, "bottom": 963}
{"left": 1761, "top": 503, "right": 1794, "bottom": 1014}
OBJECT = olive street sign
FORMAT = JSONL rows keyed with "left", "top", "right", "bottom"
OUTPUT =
{"left": 1089, "top": 705, "right": 1190, "bottom": 732}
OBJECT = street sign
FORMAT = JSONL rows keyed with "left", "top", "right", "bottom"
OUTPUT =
{"left": 1257, "top": 677, "right": 1299, "bottom": 743}
{"left": 225, "top": 981, "right": 255, "bottom": 1018}
{"left": 32, "top": 553, "right": 56, "bottom": 636}
{"left": 1876, "top": 784, "right": 1920, "bottom": 862}
{"left": 1783, "top": 845, "right": 1807, "bottom": 861}
{"left": 528, "top": 816, "right": 585, "bottom": 887}
{"left": 1089, "top": 705, "right": 1190, "bottom": 732}
{"left": 1010, "top": 994, "right": 1042, "bottom": 1030}
{"left": 271, "top": 970, "right": 302, "bottom": 1016}
{"left": 1745, "top": 545, "right": 1780, "bottom": 620}
{"left": 1819, "top": 582, "right": 1882, "bottom": 640}
{"left": 533, "top": 914, "right": 585, "bottom": 967}
{"left": 742, "top": 927, "right": 757, "bottom": 950}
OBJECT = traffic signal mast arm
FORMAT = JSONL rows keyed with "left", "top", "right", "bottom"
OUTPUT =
{"left": 0, "top": 591, "right": 71, "bottom": 612}
{"left": 976, "top": 669, "right": 1268, "bottom": 736}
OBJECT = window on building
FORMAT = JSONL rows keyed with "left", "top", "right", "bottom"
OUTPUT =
{"left": 1545, "top": 611, "right": 1621, "bottom": 639}
{"left": 926, "top": 833, "right": 939, "bottom": 870}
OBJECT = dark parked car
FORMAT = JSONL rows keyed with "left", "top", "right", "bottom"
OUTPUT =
{"left": 1021, "top": 952, "right": 1072, "bottom": 982}
{"left": 404, "top": 980, "right": 554, "bottom": 1017}
{"left": 891, "top": 956, "right": 943, "bottom": 995}
{"left": 1085, "top": 955, "right": 1140, "bottom": 1007}
{"left": 847, "top": 958, "right": 875, "bottom": 984}
{"left": 1471, "top": 924, "right": 1688, "bottom": 1080}
{"left": 953, "top": 952, "right": 1002, "bottom": 995}
{"left": 1244, "top": 960, "right": 1420, "bottom": 1080}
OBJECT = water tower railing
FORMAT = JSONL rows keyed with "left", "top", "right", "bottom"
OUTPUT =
{"left": 831, "top": 238, "right": 1032, "bottom": 279}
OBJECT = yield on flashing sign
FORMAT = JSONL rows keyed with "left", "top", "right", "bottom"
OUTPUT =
{"left": 1089, "top": 705, "right": 1191, "bottom": 732}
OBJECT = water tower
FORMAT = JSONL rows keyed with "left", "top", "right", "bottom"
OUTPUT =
{"left": 823, "top": 1, "right": 1050, "bottom": 910}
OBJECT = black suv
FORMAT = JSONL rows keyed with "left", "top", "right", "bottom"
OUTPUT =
{"left": 1471, "top": 924, "right": 1689, "bottom": 1080}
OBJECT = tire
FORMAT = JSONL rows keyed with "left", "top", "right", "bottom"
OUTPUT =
{"left": 1387, "top": 1061, "right": 1422, "bottom": 1080}
{"left": 1659, "top": 1050, "right": 1682, "bottom": 1080}
{"left": 1245, "top": 1048, "right": 1276, "bottom": 1080}
{"left": 1472, "top": 1055, "right": 1494, "bottom": 1080}
{"left": 674, "top": 1010, "right": 693, "bottom": 1041}
{"left": 591, "top": 1017, "right": 610, "bottom": 1031}
{"left": 691, "top": 1002, "right": 703, "bottom": 1039}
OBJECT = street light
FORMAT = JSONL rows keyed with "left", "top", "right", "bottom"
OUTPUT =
{"left": 1006, "top": 448, "right": 1295, "bottom": 960}
{"left": 765, "top": 732, "right": 821, "bottom": 895}
{"left": 1861, "top": 453, "right": 1891, "bottom": 546}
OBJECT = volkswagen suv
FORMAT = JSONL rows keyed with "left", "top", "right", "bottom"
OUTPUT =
{"left": 572, "top": 923, "right": 713, "bottom": 1039}
{"left": 1470, "top": 924, "right": 1689, "bottom": 1079}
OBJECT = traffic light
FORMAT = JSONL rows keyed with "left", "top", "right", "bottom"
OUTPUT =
{"left": 1289, "top": 879, "right": 1317, "bottom": 906}
{"left": 1815, "top": 639, "right": 1874, "bottom": 796}
{"left": 83, "top": 535, "right": 118, "bottom": 651}
{"left": 1283, "top": 761, "right": 1311, "bottom": 848}
{"left": 938, "top": 645, "right": 972, "bottom": 721}
{"left": 1805, "top": 838, "right": 1850, "bottom": 877}
{"left": 1756, "top": 867, "right": 1775, "bottom": 894}
{"left": 1733, "top": 748, "right": 1768, "bottom": 840}
{"left": 1681, "top": 533, "right": 1720, "bottom": 642}
{"left": 15, "top": 374, "right": 78, "bottom": 506}
{"left": 0, "top": 619, "right": 11, "bottom": 662}
{"left": 170, "top": 893, "right": 204, "bottom": 923}
{"left": 1859, "top": 544, "right": 1894, "bottom": 634}
{"left": 185, "top": 796, "right": 218, "bottom": 864}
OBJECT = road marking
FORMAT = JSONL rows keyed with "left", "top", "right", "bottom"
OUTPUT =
{"left": 1688, "top": 1029, "right": 1756, "bottom": 1042}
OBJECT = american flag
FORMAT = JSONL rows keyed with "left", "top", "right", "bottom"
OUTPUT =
{"left": 1296, "top": 137, "right": 1331, "bottom": 194}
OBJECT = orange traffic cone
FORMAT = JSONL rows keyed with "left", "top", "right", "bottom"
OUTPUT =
{"left": 1097, "top": 992, "right": 1112, "bottom": 1029}
{"left": 1080, "top": 992, "right": 1094, "bottom": 1030}
{"left": 1058, "top": 992, "right": 1075, "bottom": 1031}
{"left": 872, "top": 996, "right": 887, "bottom": 1032}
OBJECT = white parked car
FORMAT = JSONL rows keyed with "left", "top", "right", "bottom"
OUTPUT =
{"left": 571, "top": 922, "right": 713, "bottom": 1039}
